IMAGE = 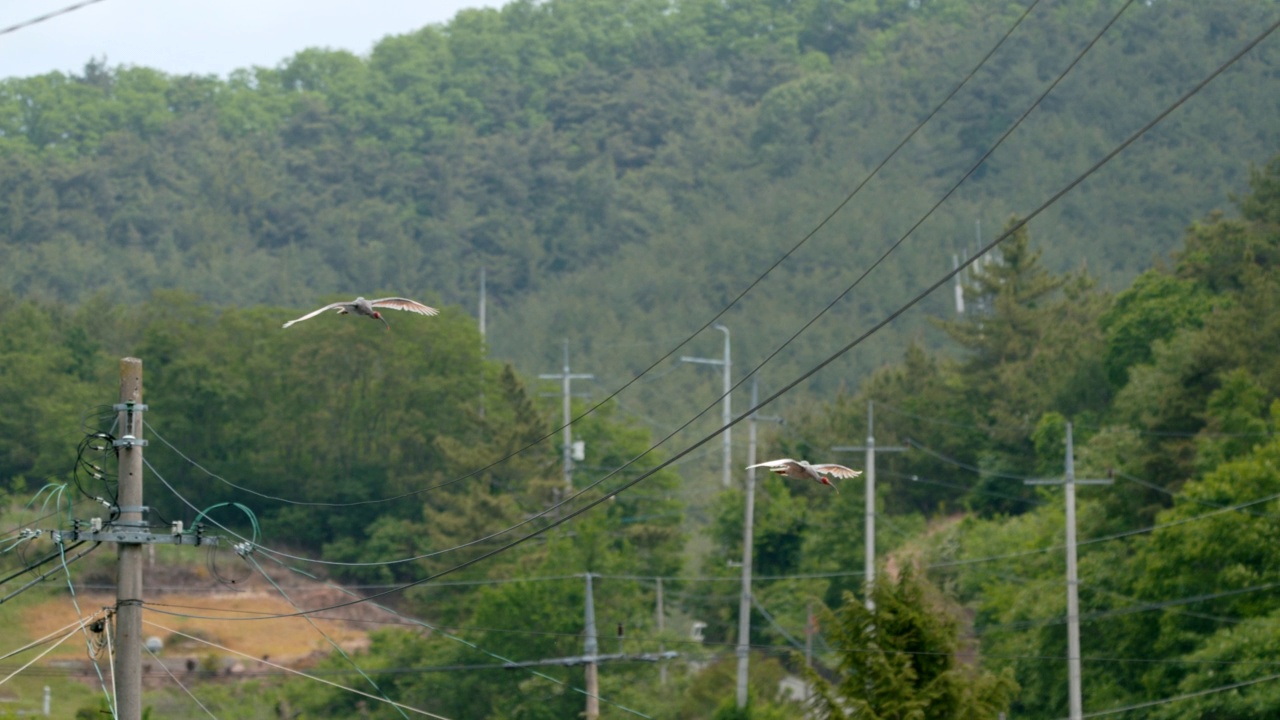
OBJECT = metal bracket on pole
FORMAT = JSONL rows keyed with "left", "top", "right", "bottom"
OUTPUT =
{"left": 112, "top": 436, "right": 148, "bottom": 448}
{"left": 112, "top": 403, "right": 149, "bottom": 412}
{"left": 69, "top": 528, "right": 221, "bottom": 547}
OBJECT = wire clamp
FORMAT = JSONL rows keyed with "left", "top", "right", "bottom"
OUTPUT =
{"left": 233, "top": 541, "right": 254, "bottom": 558}
{"left": 18, "top": 528, "right": 41, "bottom": 539}
{"left": 111, "top": 403, "right": 149, "bottom": 412}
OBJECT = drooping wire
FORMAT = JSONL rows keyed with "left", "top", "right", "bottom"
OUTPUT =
{"left": 191, "top": 502, "right": 260, "bottom": 586}
{"left": 243, "top": 553, "right": 410, "bottom": 720}
{"left": 73, "top": 432, "right": 119, "bottom": 507}
{"left": 104, "top": 614, "right": 119, "bottom": 720}
{"left": 55, "top": 534, "right": 116, "bottom": 718}
{"left": 249, "top": 547, "right": 656, "bottom": 718}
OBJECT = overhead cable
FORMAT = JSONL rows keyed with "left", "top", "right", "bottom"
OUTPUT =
{"left": 143, "top": 0, "right": 1048, "bottom": 508}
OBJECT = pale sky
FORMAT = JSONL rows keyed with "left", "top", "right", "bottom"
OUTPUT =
{"left": 0, "top": 0, "right": 502, "bottom": 81}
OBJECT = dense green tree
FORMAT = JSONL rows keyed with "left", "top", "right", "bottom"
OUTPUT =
{"left": 807, "top": 568, "right": 1017, "bottom": 720}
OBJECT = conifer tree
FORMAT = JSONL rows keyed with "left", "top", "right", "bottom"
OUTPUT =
{"left": 807, "top": 567, "right": 1017, "bottom": 720}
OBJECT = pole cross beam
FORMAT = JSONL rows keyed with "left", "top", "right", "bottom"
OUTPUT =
{"left": 679, "top": 323, "right": 731, "bottom": 488}
{"left": 539, "top": 339, "right": 594, "bottom": 491}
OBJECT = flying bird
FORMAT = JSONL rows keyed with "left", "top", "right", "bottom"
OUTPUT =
{"left": 745, "top": 458, "right": 861, "bottom": 492}
{"left": 282, "top": 297, "right": 439, "bottom": 330}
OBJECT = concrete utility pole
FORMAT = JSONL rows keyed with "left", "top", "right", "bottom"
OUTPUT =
{"left": 680, "top": 324, "right": 731, "bottom": 488}
{"left": 103, "top": 360, "right": 223, "bottom": 720}
{"left": 500, "top": 573, "right": 675, "bottom": 712}
{"left": 736, "top": 378, "right": 781, "bottom": 709}
{"left": 805, "top": 603, "right": 815, "bottom": 704}
{"left": 478, "top": 266, "right": 486, "bottom": 342}
{"left": 114, "top": 358, "right": 145, "bottom": 720}
{"left": 833, "top": 401, "right": 906, "bottom": 611}
{"left": 539, "top": 340, "right": 593, "bottom": 491}
{"left": 478, "top": 267, "right": 486, "bottom": 419}
{"left": 584, "top": 573, "right": 600, "bottom": 720}
{"left": 656, "top": 577, "right": 666, "bottom": 686}
{"left": 23, "top": 359, "right": 218, "bottom": 717}
{"left": 1025, "top": 423, "right": 1111, "bottom": 720}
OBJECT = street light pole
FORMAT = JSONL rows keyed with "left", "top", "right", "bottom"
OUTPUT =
{"left": 680, "top": 324, "right": 731, "bottom": 488}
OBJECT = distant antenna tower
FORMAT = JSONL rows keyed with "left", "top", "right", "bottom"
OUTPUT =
{"left": 952, "top": 253, "right": 965, "bottom": 314}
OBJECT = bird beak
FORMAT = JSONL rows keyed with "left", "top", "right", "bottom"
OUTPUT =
{"left": 376, "top": 312, "right": 390, "bottom": 331}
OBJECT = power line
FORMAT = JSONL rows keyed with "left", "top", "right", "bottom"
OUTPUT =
{"left": 140, "top": 12, "right": 1280, "bottom": 623}
{"left": 143, "top": 642, "right": 218, "bottom": 720}
{"left": 879, "top": 468, "right": 1045, "bottom": 506}
{"left": 1078, "top": 671, "right": 1280, "bottom": 718}
{"left": 1112, "top": 469, "right": 1280, "bottom": 521}
{"left": 0, "top": 0, "right": 108, "bottom": 38}
{"left": 141, "top": 619, "right": 453, "bottom": 720}
{"left": 143, "top": 470, "right": 1280, "bottom": 623}
{"left": 143, "top": 0, "right": 1048, "bottom": 510}
{"left": 0, "top": 613, "right": 103, "bottom": 688}
{"left": 976, "top": 580, "right": 1280, "bottom": 634}
{"left": 128, "top": 0, "right": 1137, "bottom": 602}
{"left": 244, "top": 555, "right": 410, "bottom": 720}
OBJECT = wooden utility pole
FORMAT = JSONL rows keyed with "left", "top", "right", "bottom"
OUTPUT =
{"left": 115, "top": 358, "right": 145, "bottom": 720}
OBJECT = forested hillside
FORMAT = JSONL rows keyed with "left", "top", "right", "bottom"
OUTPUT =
{"left": 735, "top": 157, "right": 1280, "bottom": 718}
{"left": 2, "top": 0, "right": 1280, "bottom": 717}
{"left": 0, "top": 0, "right": 1276, "bottom": 421}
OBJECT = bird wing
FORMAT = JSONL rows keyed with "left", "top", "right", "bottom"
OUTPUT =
{"left": 369, "top": 297, "right": 440, "bottom": 316}
{"left": 745, "top": 458, "right": 800, "bottom": 474}
{"left": 282, "top": 302, "right": 348, "bottom": 329}
{"left": 810, "top": 463, "right": 862, "bottom": 479}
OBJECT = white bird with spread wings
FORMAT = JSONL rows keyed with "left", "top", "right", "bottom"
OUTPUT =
{"left": 282, "top": 296, "right": 439, "bottom": 330}
{"left": 746, "top": 458, "right": 861, "bottom": 492}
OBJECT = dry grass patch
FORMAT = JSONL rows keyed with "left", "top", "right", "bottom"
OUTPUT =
{"left": 22, "top": 588, "right": 371, "bottom": 665}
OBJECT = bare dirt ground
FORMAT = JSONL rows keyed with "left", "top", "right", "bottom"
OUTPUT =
{"left": 21, "top": 561, "right": 408, "bottom": 671}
